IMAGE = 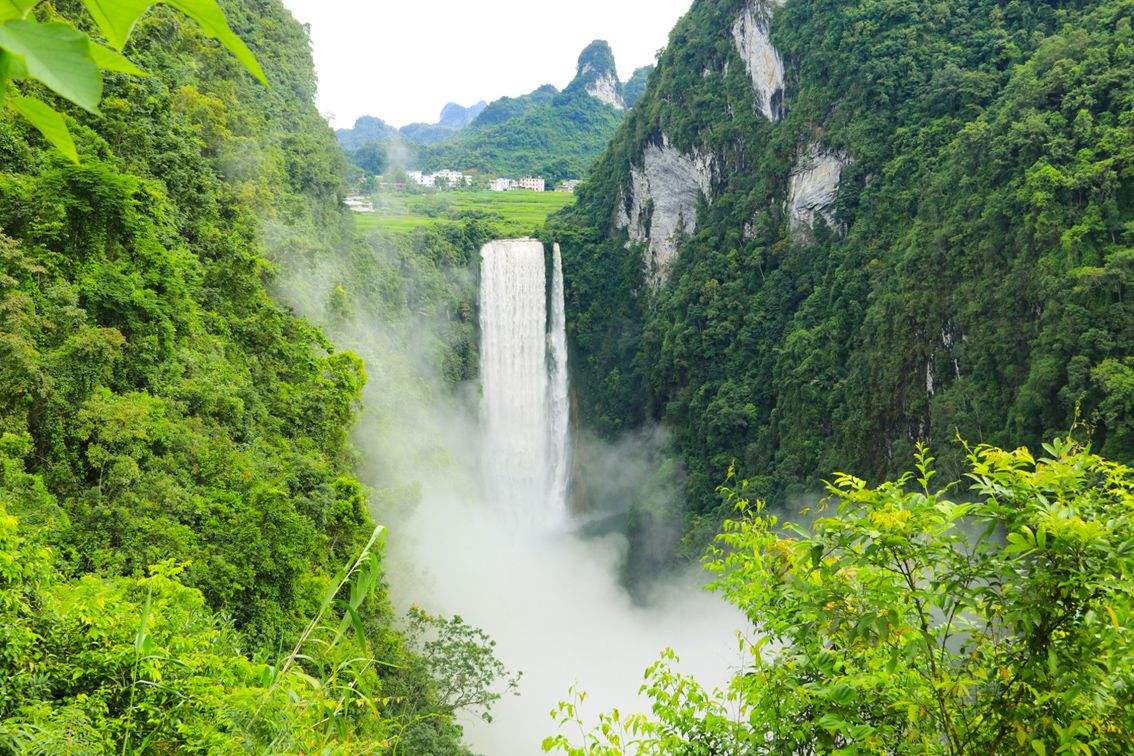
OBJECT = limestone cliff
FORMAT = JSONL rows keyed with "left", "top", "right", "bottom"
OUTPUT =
{"left": 567, "top": 40, "right": 626, "bottom": 110}
{"left": 549, "top": 0, "right": 1132, "bottom": 519}
{"left": 615, "top": 136, "right": 713, "bottom": 285}
{"left": 731, "top": 0, "right": 786, "bottom": 121}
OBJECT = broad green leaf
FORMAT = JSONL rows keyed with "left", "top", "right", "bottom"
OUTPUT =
{"left": 1, "top": 47, "right": 28, "bottom": 80}
{"left": 89, "top": 41, "right": 144, "bottom": 76}
{"left": 0, "top": 20, "right": 101, "bottom": 111}
{"left": 0, "top": 49, "right": 13, "bottom": 98}
{"left": 7, "top": 94, "right": 77, "bottom": 161}
{"left": 81, "top": 0, "right": 264, "bottom": 83}
{"left": 0, "top": 0, "right": 38, "bottom": 23}
{"left": 79, "top": 0, "right": 152, "bottom": 50}
{"left": 166, "top": 0, "right": 266, "bottom": 84}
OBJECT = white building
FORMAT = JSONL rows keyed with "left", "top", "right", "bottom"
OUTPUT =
{"left": 517, "top": 176, "right": 546, "bottom": 192}
{"left": 558, "top": 180, "right": 582, "bottom": 193}
{"left": 407, "top": 170, "right": 435, "bottom": 188}
{"left": 344, "top": 196, "right": 374, "bottom": 213}
{"left": 407, "top": 169, "right": 470, "bottom": 189}
{"left": 490, "top": 177, "right": 516, "bottom": 192}
{"left": 433, "top": 169, "right": 471, "bottom": 187}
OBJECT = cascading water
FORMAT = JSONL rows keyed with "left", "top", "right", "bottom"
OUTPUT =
{"left": 479, "top": 239, "right": 570, "bottom": 525}
{"left": 546, "top": 243, "right": 571, "bottom": 512}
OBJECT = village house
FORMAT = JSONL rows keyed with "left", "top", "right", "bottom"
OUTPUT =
{"left": 406, "top": 169, "right": 472, "bottom": 189}
{"left": 344, "top": 196, "right": 374, "bottom": 213}
{"left": 407, "top": 170, "right": 434, "bottom": 188}
{"left": 433, "top": 169, "right": 472, "bottom": 187}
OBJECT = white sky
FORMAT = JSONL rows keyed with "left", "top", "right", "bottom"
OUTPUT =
{"left": 280, "top": 0, "right": 693, "bottom": 129}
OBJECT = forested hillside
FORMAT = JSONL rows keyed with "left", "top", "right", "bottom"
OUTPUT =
{"left": 0, "top": 0, "right": 486, "bottom": 750}
{"left": 622, "top": 65, "right": 654, "bottom": 108}
{"left": 550, "top": 0, "right": 1133, "bottom": 525}
{"left": 418, "top": 41, "right": 628, "bottom": 183}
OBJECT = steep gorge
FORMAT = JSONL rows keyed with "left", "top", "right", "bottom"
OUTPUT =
{"left": 550, "top": 0, "right": 1133, "bottom": 521}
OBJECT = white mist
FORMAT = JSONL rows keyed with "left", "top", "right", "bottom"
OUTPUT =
{"left": 274, "top": 232, "right": 744, "bottom": 755}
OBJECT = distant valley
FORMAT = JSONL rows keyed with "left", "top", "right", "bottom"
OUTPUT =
{"left": 336, "top": 40, "right": 654, "bottom": 182}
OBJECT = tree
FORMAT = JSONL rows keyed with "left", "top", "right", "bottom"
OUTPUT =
{"left": 0, "top": 0, "right": 264, "bottom": 161}
{"left": 545, "top": 440, "right": 1134, "bottom": 754}
{"left": 350, "top": 141, "right": 388, "bottom": 175}
{"left": 406, "top": 607, "right": 522, "bottom": 724}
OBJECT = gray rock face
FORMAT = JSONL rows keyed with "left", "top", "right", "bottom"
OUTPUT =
{"left": 586, "top": 72, "right": 625, "bottom": 110}
{"left": 572, "top": 40, "right": 626, "bottom": 110}
{"left": 732, "top": 0, "right": 787, "bottom": 121}
{"left": 788, "top": 141, "right": 847, "bottom": 237}
{"left": 616, "top": 135, "right": 713, "bottom": 286}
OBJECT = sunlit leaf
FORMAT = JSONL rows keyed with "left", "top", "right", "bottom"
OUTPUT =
{"left": 81, "top": 0, "right": 264, "bottom": 83}
{"left": 166, "top": 0, "right": 266, "bottom": 84}
{"left": 89, "top": 41, "right": 144, "bottom": 76}
{"left": 79, "top": 0, "right": 152, "bottom": 50}
{"left": 0, "top": 0, "right": 38, "bottom": 23}
{"left": 7, "top": 94, "right": 77, "bottom": 161}
{"left": 2, "top": 47, "right": 28, "bottom": 79}
{"left": 0, "top": 20, "right": 101, "bottom": 111}
{"left": 0, "top": 48, "right": 14, "bottom": 98}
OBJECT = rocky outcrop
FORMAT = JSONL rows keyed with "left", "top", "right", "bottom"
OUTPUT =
{"left": 731, "top": 0, "right": 787, "bottom": 121}
{"left": 587, "top": 73, "right": 625, "bottom": 110}
{"left": 787, "top": 141, "right": 848, "bottom": 237}
{"left": 571, "top": 40, "right": 626, "bottom": 110}
{"left": 616, "top": 135, "right": 714, "bottom": 285}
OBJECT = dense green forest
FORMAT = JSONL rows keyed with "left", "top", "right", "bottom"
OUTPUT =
{"left": 621, "top": 65, "right": 654, "bottom": 109}
{"left": 550, "top": 0, "right": 1133, "bottom": 537}
{"left": 2, "top": 0, "right": 1132, "bottom": 752}
{"left": 0, "top": 1, "right": 503, "bottom": 751}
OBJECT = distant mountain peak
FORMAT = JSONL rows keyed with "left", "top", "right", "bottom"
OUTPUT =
{"left": 438, "top": 101, "right": 488, "bottom": 129}
{"left": 335, "top": 115, "right": 398, "bottom": 150}
{"left": 571, "top": 40, "right": 624, "bottom": 110}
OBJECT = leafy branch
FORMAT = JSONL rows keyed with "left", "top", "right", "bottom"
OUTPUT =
{"left": 0, "top": 0, "right": 264, "bottom": 161}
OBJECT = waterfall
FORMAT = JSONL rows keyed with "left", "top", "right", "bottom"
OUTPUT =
{"left": 547, "top": 243, "right": 571, "bottom": 511}
{"left": 479, "top": 239, "right": 570, "bottom": 525}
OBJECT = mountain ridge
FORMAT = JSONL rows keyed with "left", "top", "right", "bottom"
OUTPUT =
{"left": 336, "top": 100, "right": 488, "bottom": 149}
{"left": 339, "top": 41, "right": 654, "bottom": 182}
{"left": 417, "top": 40, "right": 636, "bottom": 181}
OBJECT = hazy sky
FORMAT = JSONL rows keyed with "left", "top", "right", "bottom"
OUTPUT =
{"left": 281, "top": 0, "right": 693, "bottom": 129}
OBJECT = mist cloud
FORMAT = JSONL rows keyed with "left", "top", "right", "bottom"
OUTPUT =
{"left": 269, "top": 225, "right": 745, "bottom": 754}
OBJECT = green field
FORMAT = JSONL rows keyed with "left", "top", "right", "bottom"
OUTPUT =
{"left": 354, "top": 190, "right": 575, "bottom": 237}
